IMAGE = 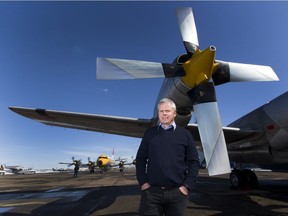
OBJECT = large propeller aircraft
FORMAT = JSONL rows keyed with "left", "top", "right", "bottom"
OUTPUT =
{"left": 96, "top": 154, "right": 119, "bottom": 172}
{"left": 96, "top": 150, "right": 135, "bottom": 172}
{"left": 9, "top": 7, "right": 287, "bottom": 189}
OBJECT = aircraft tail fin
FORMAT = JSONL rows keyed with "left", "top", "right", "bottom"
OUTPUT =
{"left": 110, "top": 148, "right": 115, "bottom": 160}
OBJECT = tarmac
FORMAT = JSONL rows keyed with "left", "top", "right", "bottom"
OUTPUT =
{"left": 0, "top": 169, "right": 288, "bottom": 216}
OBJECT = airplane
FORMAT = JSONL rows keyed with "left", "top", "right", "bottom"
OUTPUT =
{"left": 96, "top": 154, "right": 116, "bottom": 172}
{"left": 16, "top": 167, "right": 37, "bottom": 175}
{"left": 95, "top": 149, "right": 134, "bottom": 172}
{"left": 0, "top": 164, "right": 14, "bottom": 175}
{"left": 52, "top": 167, "right": 71, "bottom": 172}
{"left": 0, "top": 164, "right": 36, "bottom": 175}
{"left": 8, "top": 7, "right": 287, "bottom": 189}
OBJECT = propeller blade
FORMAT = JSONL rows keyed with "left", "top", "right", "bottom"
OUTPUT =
{"left": 213, "top": 60, "right": 279, "bottom": 85}
{"left": 193, "top": 102, "right": 231, "bottom": 176}
{"left": 96, "top": 58, "right": 164, "bottom": 80}
{"left": 188, "top": 82, "right": 231, "bottom": 176}
{"left": 176, "top": 7, "right": 199, "bottom": 53}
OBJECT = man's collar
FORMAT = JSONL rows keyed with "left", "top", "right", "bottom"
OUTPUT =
{"left": 159, "top": 121, "right": 176, "bottom": 131}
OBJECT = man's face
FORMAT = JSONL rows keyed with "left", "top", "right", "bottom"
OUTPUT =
{"left": 158, "top": 102, "right": 176, "bottom": 127}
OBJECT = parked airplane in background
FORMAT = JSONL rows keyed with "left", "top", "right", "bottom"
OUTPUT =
{"left": 52, "top": 167, "right": 71, "bottom": 172}
{"left": 9, "top": 7, "right": 287, "bottom": 189}
{"left": 96, "top": 154, "right": 116, "bottom": 172}
{"left": 96, "top": 150, "right": 135, "bottom": 172}
{"left": 0, "top": 164, "right": 36, "bottom": 175}
{"left": 0, "top": 164, "right": 14, "bottom": 175}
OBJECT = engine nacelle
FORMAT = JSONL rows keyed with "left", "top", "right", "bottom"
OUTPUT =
{"left": 175, "top": 112, "right": 192, "bottom": 127}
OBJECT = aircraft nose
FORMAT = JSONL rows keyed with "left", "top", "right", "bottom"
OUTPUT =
{"left": 98, "top": 160, "right": 103, "bottom": 166}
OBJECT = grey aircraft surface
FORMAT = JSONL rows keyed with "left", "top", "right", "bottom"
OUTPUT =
{"left": 9, "top": 7, "right": 287, "bottom": 189}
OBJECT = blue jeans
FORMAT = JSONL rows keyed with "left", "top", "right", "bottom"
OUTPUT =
{"left": 139, "top": 186, "right": 187, "bottom": 216}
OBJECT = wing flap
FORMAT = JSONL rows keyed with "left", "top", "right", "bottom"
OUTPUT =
{"left": 9, "top": 106, "right": 154, "bottom": 138}
{"left": 186, "top": 124, "right": 262, "bottom": 145}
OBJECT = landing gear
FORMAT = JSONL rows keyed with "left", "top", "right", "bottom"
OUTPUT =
{"left": 244, "top": 169, "right": 259, "bottom": 188}
{"left": 230, "top": 169, "right": 258, "bottom": 189}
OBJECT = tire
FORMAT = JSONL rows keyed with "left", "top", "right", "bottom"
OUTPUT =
{"left": 244, "top": 169, "right": 258, "bottom": 189}
{"left": 230, "top": 169, "right": 246, "bottom": 189}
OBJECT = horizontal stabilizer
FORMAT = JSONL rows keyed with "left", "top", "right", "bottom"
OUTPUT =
{"left": 96, "top": 58, "right": 164, "bottom": 80}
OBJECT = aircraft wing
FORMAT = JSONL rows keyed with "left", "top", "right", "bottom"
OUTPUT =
{"left": 8, "top": 167, "right": 22, "bottom": 174}
{"left": 185, "top": 124, "right": 263, "bottom": 147}
{"left": 9, "top": 106, "right": 154, "bottom": 138}
{"left": 58, "top": 162, "right": 74, "bottom": 166}
{"left": 10, "top": 106, "right": 262, "bottom": 145}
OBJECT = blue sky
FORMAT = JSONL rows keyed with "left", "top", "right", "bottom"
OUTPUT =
{"left": 1, "top": 1, "right": 288, "bottom": 169}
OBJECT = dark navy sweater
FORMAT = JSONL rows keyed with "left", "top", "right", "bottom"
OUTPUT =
{"left": 136, "top": 125, "right": 199, "bottom": 190}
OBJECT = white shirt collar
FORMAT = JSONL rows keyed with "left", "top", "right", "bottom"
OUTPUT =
{"left": 159, "top": 121, "right": 176, "bottom": 130}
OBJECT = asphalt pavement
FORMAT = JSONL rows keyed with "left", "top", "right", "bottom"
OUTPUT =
{"left": 0, "top": 169, "right": 287, "bottom": 216}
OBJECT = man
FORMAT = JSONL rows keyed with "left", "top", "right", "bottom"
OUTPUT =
{"left": 136, "top": 98, "right": 199, "bottom": 216}
{"left": 73, "top": 162, "right": 79, "bottom": 178}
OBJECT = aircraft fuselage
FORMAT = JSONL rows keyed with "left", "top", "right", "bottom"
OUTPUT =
{"left": 228, "top": 91, "right": 288, "bottom": 168}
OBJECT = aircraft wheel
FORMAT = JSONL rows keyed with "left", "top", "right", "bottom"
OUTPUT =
{"left": 230, "top": 169, "right": 246, "bottom": 189}
{"left": 244, "top": 169, "right": 258, "bottom": 189}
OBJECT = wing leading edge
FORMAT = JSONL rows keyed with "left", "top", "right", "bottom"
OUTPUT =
{"left": 9, "top": 106, "right": 155, "bottom": 138}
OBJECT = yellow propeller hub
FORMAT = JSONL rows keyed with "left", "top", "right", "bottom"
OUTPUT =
{"left": 181, "top": 46, "right": 218, "bottom": 88}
